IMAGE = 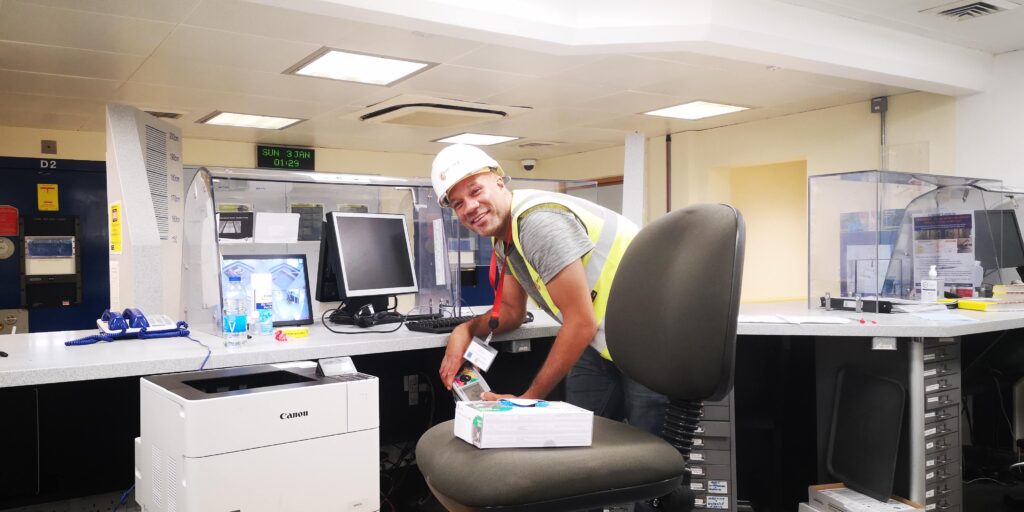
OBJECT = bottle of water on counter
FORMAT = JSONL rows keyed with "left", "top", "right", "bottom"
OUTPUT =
{"left": 223, "top": 275, "right": 248, "bottom": 347}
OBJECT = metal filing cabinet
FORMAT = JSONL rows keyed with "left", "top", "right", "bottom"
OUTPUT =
{"left": 922, "top": 338, "right": 962, "bottom": 512}
{"left": 690, "top": 392, "right": 737, "bottom": 511}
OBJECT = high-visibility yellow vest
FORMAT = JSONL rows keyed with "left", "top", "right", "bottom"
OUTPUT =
{"left": 498, "top": 189, "right": 638, "bottom": 360}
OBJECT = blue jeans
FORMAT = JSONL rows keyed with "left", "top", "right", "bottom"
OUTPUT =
{"left": 566, "top": 346, "right": 670, "bottom": 437}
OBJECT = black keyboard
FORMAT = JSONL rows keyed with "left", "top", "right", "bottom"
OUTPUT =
{"left": 405, "top": 316, "right": 475, "bottom": 334}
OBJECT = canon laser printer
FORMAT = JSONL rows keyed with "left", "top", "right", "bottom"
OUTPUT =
{"left": 134, "top": 364, "right": 378, "bottom": 511}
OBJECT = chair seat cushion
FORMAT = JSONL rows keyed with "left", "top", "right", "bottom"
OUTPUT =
{"left": 416, "top": 416, "right": 686, "bottom": 508}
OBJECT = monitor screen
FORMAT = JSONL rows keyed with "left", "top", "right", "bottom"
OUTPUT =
{"left": 327, "top": 212, "right": 418, "bottom": 298}
{"left": 220, "top": 254, "right": 314, "bottom": 326}
{"left": 974, "top": 210, "right": 1024, "bottom": 271}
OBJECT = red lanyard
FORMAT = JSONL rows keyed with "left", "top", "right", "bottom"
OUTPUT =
{"left": 488, "top": 228, "right": 513, "bottom": 330}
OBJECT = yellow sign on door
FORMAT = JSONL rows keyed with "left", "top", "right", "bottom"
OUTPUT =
{"left": 37, "top": 184, "right": 59, "bottom": 211}
{"left": 109, "top": 201, "right": 123, "bottom": 254}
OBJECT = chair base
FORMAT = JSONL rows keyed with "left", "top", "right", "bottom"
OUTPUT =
{"left": 425, "top": 475, "right": 684, "bottom": 512}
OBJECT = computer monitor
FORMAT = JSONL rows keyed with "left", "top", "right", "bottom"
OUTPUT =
{"left": 974, "top": 209, "right": 1024, "bottom": 280}
{"left": 220, "top": 254, "right": 314, "bottom": 326}
{"left": 316, "top": 212, "right": 418, "bottom": 317}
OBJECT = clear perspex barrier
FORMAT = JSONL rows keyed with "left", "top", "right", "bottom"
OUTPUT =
{"left": 807, "top": 170, "right": 1024, "bottom": 307}
{"left": 181, "top": 167, "right": 456, "bottom": 334}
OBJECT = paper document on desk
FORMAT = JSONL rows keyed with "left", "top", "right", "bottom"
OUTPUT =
{"left": 910, "top": 311, "right": 978, "bottom": 323}
{"left": 739, "top": 314, "right": 851, "bottom": 325}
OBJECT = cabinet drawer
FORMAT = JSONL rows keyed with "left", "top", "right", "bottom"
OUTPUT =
{"left": 689, "top": 449, "right": 731, "bottom": 465}
{"left": 924, "top": 359, "right": 959, "bottom": 378}
{"left": 925, "top": 389, "right": 960, "bottom": 411}
{"left": 701, "top": 405, "right": 730, "bottom": 421}
{"left": 925, "top": 432, "right": 959, "bottom": 454}
{"left": 925, "top": 404, "right": 958, "bottom": 424}
{"left": 925, "top": 373, "right": 961, "bottom": 394}
{"left": 925, "top": 461, "right": 960, "bottom": 483}
{"left": 923, "top": 344, "right": 959, "bottom": 362}
{"left": 692, "top": 436, "right": 731, "bottom": 451}
{"left": 924, "top": 418, "right": 959, "bottom": 439}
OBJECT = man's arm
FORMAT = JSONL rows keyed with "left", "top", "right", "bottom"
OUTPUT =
{"left": 508, "top": 260, "right": 597, "bottom": 400}
{"left": 439, "top": 274, "right": 528, "bottom": 389}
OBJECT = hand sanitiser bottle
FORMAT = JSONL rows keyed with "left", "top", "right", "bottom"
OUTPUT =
{"left": 223, "top": 275, "right": 248, "bottom": 346}
{"left": 921, "top": 265, "right": 941, "bottom": 302}
{"left": 972, "top": 260, "right": 985, "bottom": 297}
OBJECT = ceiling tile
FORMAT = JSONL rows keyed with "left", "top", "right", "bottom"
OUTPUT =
{"left": 0, "top": 108, "right": 90, "bottom": 131}
{"left": 482, "top": 79, "right": 619, "bottom": 108}
{"left": 25, "top": 0, "right": 201, "bottom": 23}
{"left": 112, "top": 82, "right": 333, "bottom": 121}
{"left": 547, "top": 54, "right": 702, "bottom": 91}
{"left": 0, "top": 70, "right": 120, "bottom": 99}
{"left": 183, "top": 0, "right": 483, "bottom": 64}
{"left": 0, "top": 41, "right": 145, "bottom": 80}
{"left": 0, "top": 0, "right": 174, "bottom": 55}
{"left": 129, "top": 58, "right": 393, "bottom": 107}
{"left": 449, "top": 45, "right": 600, "bottom": 77}
{"left": 152, "top": 26, "right": 323, "bottom": 74}
{"left": 576, "top": 91, "right": 686, "bottom": 115}
{"left": 390, "top": 65, "right": 531, "bottom": 102}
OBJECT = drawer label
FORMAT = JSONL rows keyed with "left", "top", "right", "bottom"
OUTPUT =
{"left": 926, "top": 504, "right": 936, "bottom": 511}
{"left": 928, "top": 396, "right": 940, "bottom": 403}
{"left": 924, "top": 353, "right": 937, "bottom": 361}
{"left": 691, "top": 482, "right": 705, "bottom": 491}
{"left": 706, "top": 496, "right": 729, "bottom": 509}
{"left": 926, "top": 489, "right": 935, "bottom": 498}
{"left": 691, "top": 453, "right": 705, "bottom": 461}
{"left": 925, "top": 411, "right": 936, "bottom": 419}
{"left": 708, "top": 480, "right": 728, "bottom": 494}
{"left": 926, "top": 384, "right": 940, "bottom": 392}
{"left": 926, "top": 471, "right": 935, "bottom": 480}
{"left": 926, "top": 441, "right": 935, "bottom": 450}
{"left": 691, "top": 466, "right": 705, "bottom": 476}
{"left": 925, "top": 427, "right": 937, "bottom": 437}
{"left": 924, "top": 368, "right": 938, "bottom": 377}
{"left": 693, "top": 438, "right": 704, "bottom": 446}
{"left": 926, "top": 459, "right": 935, "bottom": 467}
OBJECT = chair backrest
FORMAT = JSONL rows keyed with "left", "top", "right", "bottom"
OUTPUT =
{"left": 605, "top": 203, "right": 745, "bottom": 402}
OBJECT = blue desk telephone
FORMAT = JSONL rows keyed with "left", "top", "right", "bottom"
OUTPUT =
{"left": 66, "top": 308, "right": 189, "bottom": 346}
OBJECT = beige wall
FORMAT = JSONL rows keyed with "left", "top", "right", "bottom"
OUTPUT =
{"left": 725, "top": 161, "right": 808, "bottom": 302}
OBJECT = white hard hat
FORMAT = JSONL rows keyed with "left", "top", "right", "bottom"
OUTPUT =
{"left": 431, "top": 144, "right": 505, "bottom": 207}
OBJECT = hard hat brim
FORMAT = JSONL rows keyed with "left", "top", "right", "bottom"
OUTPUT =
{"left": 438, "top": 166, "right": 506, "bottom": 207}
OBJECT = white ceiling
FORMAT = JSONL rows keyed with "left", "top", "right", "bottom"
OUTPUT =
{"left": 0, "top": 0, "right": 1017, "bottom": 161}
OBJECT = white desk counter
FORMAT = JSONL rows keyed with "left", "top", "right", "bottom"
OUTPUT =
{"left": 738, "top": 300, "right": 1024, "bottom": 338}
{"left": 0, "top": 315, "right": 561, "bottom": 388}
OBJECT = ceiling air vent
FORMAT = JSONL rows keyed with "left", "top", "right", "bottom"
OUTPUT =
{"left": 353, "top": 95, "right": 531, "bottom": 128}
{"left": 518, "top": 141, "right": 561, "bottom": 149}
{"left": 922, "top": 0, "right": 1021, "bottom": 20}
{"left": 144, "top": 110, "right": 183, "bottom": 119}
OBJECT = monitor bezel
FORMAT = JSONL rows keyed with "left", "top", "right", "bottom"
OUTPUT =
{"left": 329, "top": 211, "right": 419, "bottom": 298}
{"left": 219, "top": 253, "right": 314, "bottom": 327}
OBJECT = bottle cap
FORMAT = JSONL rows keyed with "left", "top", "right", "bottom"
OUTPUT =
{"left": 229, "top": 275, "right": 241, "bottom": 282}
{"left": 929, "top": 265, "right": 937, "bottom": 277}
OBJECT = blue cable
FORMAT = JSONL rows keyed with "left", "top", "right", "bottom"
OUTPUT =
{"left": 111, "top": 482, "right": 135, "bottom": 512}
{"left": 66, "top": 321, "right": 211, "bottom": 371}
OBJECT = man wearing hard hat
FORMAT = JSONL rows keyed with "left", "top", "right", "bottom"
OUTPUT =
{"left": 432, "top": 143, "right": 668, "bottom": 435}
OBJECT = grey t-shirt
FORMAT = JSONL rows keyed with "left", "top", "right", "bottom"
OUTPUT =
{"left": 495, "top": 204, "right": 594, "bottom": 320}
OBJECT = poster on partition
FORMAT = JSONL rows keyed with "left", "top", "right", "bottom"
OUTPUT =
{"left": 912, "top": 213, "right": 975, "bottom": 293}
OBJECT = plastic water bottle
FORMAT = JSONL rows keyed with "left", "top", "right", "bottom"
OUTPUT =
{"left": 223, "top": 275, "right": 248, "bottom": 346}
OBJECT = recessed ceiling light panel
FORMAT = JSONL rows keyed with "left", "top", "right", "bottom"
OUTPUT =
{"left": 197, "top": 111, "right": 304, "bottom": 130}
{"left": 644, "top": 101, "right": 749, "bottom": 120}
{"left": 287, "top": 48, "right": 434, "bottom": 86}
{"left": 435, "top": 133, "right": 520, "bottom": 146}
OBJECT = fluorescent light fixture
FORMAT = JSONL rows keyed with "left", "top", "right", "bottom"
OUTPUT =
{"left": 288, "top": 48, "right": 434, "bottom": 86}
{"left": 644, "top": 100, "right": 749, "bottom": 120}
{"left": 198, "top": 111, "right": 303, "bottom": 130}
{"left": 436, "top": 133, "right": 520, "bottom": 146}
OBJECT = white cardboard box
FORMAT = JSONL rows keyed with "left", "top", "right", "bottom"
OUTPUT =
{"left": 799, "top": 503, "right": 821, "bottom": 512}
{"left": 453, "top": 401, "right": 593, "bottom": 448}
{"left": 808, "top": 484, "right": 923, "bottom": 512}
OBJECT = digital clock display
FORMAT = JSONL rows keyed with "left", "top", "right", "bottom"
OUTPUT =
{"left": 257, "top": 145, "right": 314, "bottom": 170}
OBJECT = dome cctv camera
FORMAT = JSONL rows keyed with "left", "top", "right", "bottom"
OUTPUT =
{"left": 521, "top": 159, "right": 537, "bottom": 172}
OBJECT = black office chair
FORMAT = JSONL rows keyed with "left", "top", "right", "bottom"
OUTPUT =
{"left": 416, "top": 203, "right": 745, "bottom": 512}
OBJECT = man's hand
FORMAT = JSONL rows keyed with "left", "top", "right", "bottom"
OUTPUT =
{"left": 481, "top": 391, "right": 516, "bottom": 401}
{"left": 439, "top": 324, "right": 473, "bottom": 390}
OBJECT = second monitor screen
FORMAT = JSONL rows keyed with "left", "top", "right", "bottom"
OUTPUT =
{"left": 332, "top": 212, "right": 418, "bottom": 296}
